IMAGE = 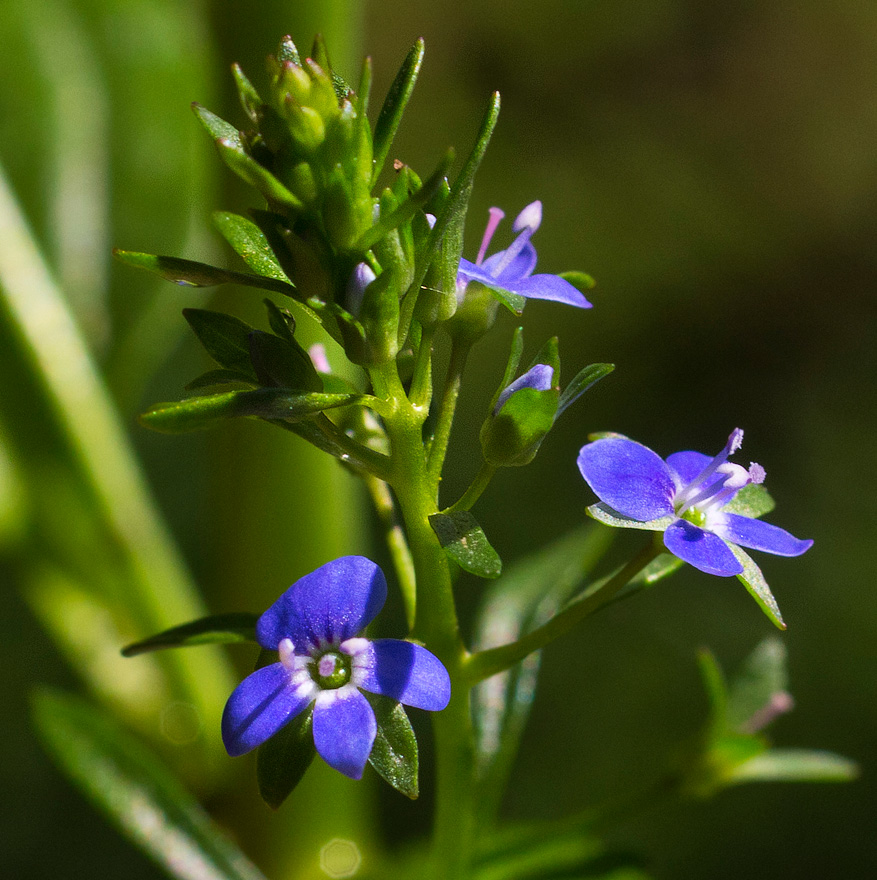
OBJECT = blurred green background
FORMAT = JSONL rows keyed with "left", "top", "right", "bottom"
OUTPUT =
{"left": 1, "top": 1, "right": 874, "bottom": 878}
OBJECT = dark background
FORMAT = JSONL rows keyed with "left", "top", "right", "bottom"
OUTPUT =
{"left": 1, "top": 1, "right": 874, "bottom": 878}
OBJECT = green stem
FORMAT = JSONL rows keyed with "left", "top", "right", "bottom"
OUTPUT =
{"left": 313, "top": 413, "right": 393, "bottom": 480}
{"left": 466, "top": 539, "right": 662, "bottom": 683}
{"left": 427, "top": 340, "right": 470, "bottom": 482}
{"left": 364, "top": 474, "right": 416, "bottom": 629}
{"left": 445, "top": 461, "right": 497, "bottom": 513}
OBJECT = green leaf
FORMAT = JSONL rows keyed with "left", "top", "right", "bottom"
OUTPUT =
{"left": 471, "top": 524, "right": 613, "bottom": 822}
{"left": 725, "top": 637, "right": 788, "bottom": 733}
{"left": 183, "top": 308, "right": 255, "bottom": 374}
{"left": 121, "top": 613, "right": 260, "bottom": 656}
{"left": 231, "top": 64, "right": 263, "bottom": 124}
{"left": 113, "top": 250, "right": 296, "bottom": 296}
{"left": 632, "top": 551, "right": 685, "bottom": 585}
{"left": 31, "top": 689, "right": 267, "bottom": 880}
{"left": 141, "top": 389, "right": 360, "bottom": 434}
{"left": 558, "top": 270, "right": 596, "bottom": 291}
{"left": 247, "top": 330, "right": 322, "bottom": 391}
{"left": 724, "top": 483, "right": 776, "bottom": 518}
{"left": 213, "top": 212, "right": 292, "bottom": 284}
{"left": 728, "top": 749, "right": 859, "bottom": 784}
{"left": 263, "top": 299, "right": 296, "bottom": 343}
{"left": 729, "top": 544, "right": 786, "bottom": 630}
{"left": 366, "top": 694, "right": 419, "bottom": 799}
{"left": 213, "top": 137, "right": 304, "bottom": 213}
{"left": 372, "top": 38, "right": 425, "bottom": 185}
{"left": 186, "top": 369, "right": 257, "bottom": 390}
{"left": 557, "top": 363, "right": 615, "bottom": 417}
{"left": 587, "top": 502, "right": 674, "bottom": 532}
{"left": 697, "top": 648, "right": 729, "bottom": 729}
{"left": 191, "top": 102, "right": 243, "bottom": 147}
{"left": 256, "top": 705, "right": 316, "bottom": 809}
{"left": 429, "top": 511, "right": 502, "bottom": 579}
{"left": 492, "top": 327, "right": 525, "bottom": 410}
{"left": 480, "top": 280, "right": 527, "bottom": 316}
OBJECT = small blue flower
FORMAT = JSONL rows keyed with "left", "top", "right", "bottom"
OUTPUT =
{"left": 577, "top": 429, "right": 813, "bottom": 577}
{"left": 221, "top": 556, "right": 450, "bottom": 779}
{"left": 457, "top": 201, "right": 592, "bottom": 309}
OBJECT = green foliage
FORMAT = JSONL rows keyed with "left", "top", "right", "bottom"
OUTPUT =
{"left": 366, "top": 694, "right": 420, "bottom": 799}
{"left": 429, "top": 511, "right": 502, "bottom": 579}
{"left": 32, "top": 689, "right": 267, "bottom": 880}
{"left": 256, "top": 706, "right": 316, "bottom": 810}
{"left": 121, "top": 613, "right": 260, "bottom": 657}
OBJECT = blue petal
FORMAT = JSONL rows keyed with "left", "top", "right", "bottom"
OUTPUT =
{"left": 256, "top": 556, "right": 387, "bottom": 650}
{"left": 457, "top": 258, "right": 498, "bottom": 288}
{"left": 482, "top": 242, "right": 538, "bottom": 281}
{"left": 715, "top": 514, "right": 813, "bottom": 557}
{"left": 577, "top": 438, "right": 676, "bottom": 521}
{"left": 495, "top": 364, "right": 554, "bottom": 413}
{"left": 221, "top": 663, "right": 313, "bottom": 757}
{"left": 353, "top": 639, "right": 451, "bottom": 711}
{"left": 312, "top": 687, "right": 377, "bottom": 779}
{"left": 665, "top": 450, "right": 712, "bottom": 488}
{"left": 514, "top": 273, "right": 592, "bottom": 308}
{"left": 663, "top": 520, "right": 743, "bottom": 576}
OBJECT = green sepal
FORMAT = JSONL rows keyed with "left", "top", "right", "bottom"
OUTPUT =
{"left": 191, "top": 102, "right": 242, "bottom": 147}
{"left": 365, "top": 694, "right": 419, "bottom": 799}
{"left": 276, "top": 35, "right": 301, "bottom": 66}
{"left": 372, "top": 38, "right": 425, "bottom": 185}
{"left": 479, "top": 279, "right": 527, "bottom": 316}
{"left": 727, "top": 749, "right": 858, "bottom": 784}
{"left": 113, "top": 250, "right": 296, "bottom": 296}
{"left": 186, "top": 369, "right": 258, "bottom": 390}
{"left": 481, "top": 387, "right": 559, "bottom": 467}
{"left": 140, "top": 389, "right": 360, "bottom": 433}
{"left": 724, "top": 482, "right": 775, "bottom": 518}
{"left": 729, "top": 544, "right": 786, "bottom": 630}
{"left": 357, "top": 269, "right": 401, "bottom": 364}
{"left": 586, "top": 502, "right": 674, "bottom": 532}
{"left": 231, "top": 64, "right": 263, "bottom": 124}
{"left": 256, "top": 704, "right": 316, "bottom": 809}
{"left": 558, "top": 270, "right": 596, "bottom": 291}
{"left": 121, "top": 613, "right": 260, "bottom": 656}
{"left": 529, "top": 337, "right": 561, "bottom": 383}
{"left": 489, "top": 327, "right": 525, "bottom": 411}
{"left": 183, "top": 308, "right": 256, "bottom": 374}
{"left": 214, "top": 137, "right": 304, "bottom": 213}
{"left": 213, "top": 212, "right": 292, "bottom": 284}
{"left": 557, "top": 363, "right": 615, "bottom": 417}
{"left": 248, "top": 330, "right": 322, "bottom": 391}
{"left": 429, "top": 511, "right": 502, "bottom": 579}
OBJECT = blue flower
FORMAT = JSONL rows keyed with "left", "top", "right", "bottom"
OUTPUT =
{"left": 577, "top": 429, "right": 812, "bottom": 577}
{"left": 221, "top": 556, "right": 451, "bottom": 779}
{"left": 457, "top": 201, "right": 592, "bottom": 309}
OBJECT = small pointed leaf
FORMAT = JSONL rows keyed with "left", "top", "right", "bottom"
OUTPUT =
{"left": 728, "top": 749, "right": 859, "bottom": 784}
{"left": 365, "top": 695, "right": 419, "bottom": 799}
{"left": 429, "top": 511, "right": 502, "bottom": 579}
{"left": 121, "top": 613, "right": 260, "bottom": 657}
{"left": 186, "top": 369, "right": 257, "bottom": 390}
{"left": 213, "top": 212, "right": 291, "bottom": 284}
{"left": 183, "top": 308, "right": 255, "bottom": 373}
{"left": 729, "top": 545, "right": 786, "bottom": 630}
{"left": 372, "top": 38, "right": 425, "bottom": 185}
{"left": 263, "top": 299, "right": 295, "bottom": 342}
{"left": 214, "top": 138, "right": 304, "bottom": 213}
{"left": 633, "top": 552, "right": 685, "bottom": 585}
{"left": 248, "top": 330, "right": 321, "bottom": 391}
{"left": 557, "top": 363, "right": 615, "bottom": 417}
{"left": 231, "top": 65, "right": 263, "bottom": 123}
{"left": 558, "top": 270, "right": 596, "bottom": 291}
{"left": 725, "top": 637, "right": 788, "bottom": 733}
{"left": 256, "top": 705, "right": 316, "bottom": 809}
{"left": 192, "top": 102, "right": 242, "bottom": 147}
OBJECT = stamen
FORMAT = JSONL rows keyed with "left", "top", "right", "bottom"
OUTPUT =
{"left": 476, "top": 207, "right": 505, "bottom": 266}
{"left": 675, "top": 428, "right": 745, "bottom": 511}
{"left": 512, "top": 200, "right": 542, "bottom": 234}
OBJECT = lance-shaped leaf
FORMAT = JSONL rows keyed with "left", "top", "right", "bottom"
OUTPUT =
{"left": 429, "top": 511, "right": 502, "bottom": 579}
{"left": 725, "top": 637, "right": 788, "bottom": 733}
{"left": 192, "top": 102, "right": 243, "bottom": 147}
{"left": 365, "top": 694, "right": 419, "bottom": 799}
{"left": 113, "top": 250, "right": 296, "bottom": 296}
{"left": 372, "top": 38, "right": 425, "bottom": 185}
{"left": 248, "top": 331, "right": 322, "bottom": 391}
{"left": 557, "top": 363, "right": 615, "bottom": 417}
{"left": 121, "top": 613, "right": 260, "bottom": 657}
{"left": 489, "top": 327, "right": 525, "bottom": 411}
{"left": 32, "top": 689, "right": 267, "bottom": 880}
{"left": 231, "top": 65, "right": 263, "bottom": 124}
{"left": 141, "top": 389, "right": 360, "bottom": 434}
{"left": 186, "top": 369, "right": 257, "bottom": 390}
{"left": 730, "top": 544, "right": 786, "bottom": 630}
{"left": 213, "top": 212, "right": 292, "bottom": 284}
{"left": 183, "top": 308, "right": 256, "bottom": 374}
{"left": 727, "top": 749, "right": 858, "bottom": 784}
{"left": 214, "top": 137, "right": 304, "bottom": 213}
{"left": 256, "top": 705, "right": 316, "bottom": 809}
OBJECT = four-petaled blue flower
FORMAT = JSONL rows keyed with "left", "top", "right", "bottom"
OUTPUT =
{"left": 222, "top": 556, "right": 451, "bottom": 779}
{"left": 577, "top": 429, "right": 813, "bottom": 577}
{"left": 457, "top": 201, "right": 592, "bottom": 309}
